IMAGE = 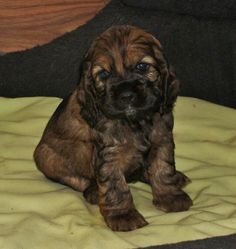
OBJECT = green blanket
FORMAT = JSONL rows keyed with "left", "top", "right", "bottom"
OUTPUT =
{"left": 0, "top": 97, "right": 235, "bottom": 249}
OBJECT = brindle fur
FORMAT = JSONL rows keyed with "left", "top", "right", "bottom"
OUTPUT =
{"left": 34, "top": 25, "right": 192, "bottom": 232}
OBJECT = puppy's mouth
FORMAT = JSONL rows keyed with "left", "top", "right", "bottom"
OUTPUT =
{"left": 103, "top": 105, "right": 156, "bottom": 123}
{"left": 102, "top": 94, "right": 159, "bottom": 121}
{"left": 125, "top": 106, "right": 137, "bottom": 118}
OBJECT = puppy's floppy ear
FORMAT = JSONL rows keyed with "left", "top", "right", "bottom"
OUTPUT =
{"left": 163, "top": 65, "right": 180, "bottom": 114}
{"left": 77, "top": 60, "right": 101, "bottom": 127}
{"left": 151, "top": 36, "right": 180, "bottom": 114}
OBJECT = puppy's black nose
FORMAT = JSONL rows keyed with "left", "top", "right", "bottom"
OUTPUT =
{"left": 119, "top": 91, "right": 136, "bottom": 103}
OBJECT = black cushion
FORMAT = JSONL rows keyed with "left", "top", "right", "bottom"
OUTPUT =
{"left": 142, "top": 233, "right": 236, "bottom": 249}
{"left": 122, "top": 0, "right": 236, "bottom": 19}
{"left": 0, "top": 0, "right": 235, "bottom": 108}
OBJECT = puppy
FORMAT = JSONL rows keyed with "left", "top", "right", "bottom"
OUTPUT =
{"left": 34, "top": 25, "right": 192, "bottom": 231}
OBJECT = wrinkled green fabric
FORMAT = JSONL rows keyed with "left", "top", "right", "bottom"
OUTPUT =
{"left": 0, "top": 97, "right": 235, "bottom": 249}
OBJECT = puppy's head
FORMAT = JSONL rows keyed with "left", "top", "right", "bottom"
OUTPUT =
{"left": 79, "top": 25, "right": 179, "bottom": 124}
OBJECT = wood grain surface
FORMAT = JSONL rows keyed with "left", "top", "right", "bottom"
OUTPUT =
{"left": 0, "top": 0, "right": 109, "bottom": 53}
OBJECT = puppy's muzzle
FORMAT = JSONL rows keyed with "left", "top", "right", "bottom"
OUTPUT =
{"left": 111, "top": 79, "right": 146, "bottom": 109}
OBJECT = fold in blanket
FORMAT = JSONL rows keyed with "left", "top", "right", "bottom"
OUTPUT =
{"left": 0, "top": 97, "right": 236, "bottom": 249}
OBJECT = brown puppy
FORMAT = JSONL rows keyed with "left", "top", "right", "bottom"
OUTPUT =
{"left": 34, "top": 25, "right": 192, "bottom": 232}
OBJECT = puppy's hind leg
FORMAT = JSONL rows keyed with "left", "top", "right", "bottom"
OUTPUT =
{"left": 34, "top": 143, "right": 90, "bottom": 192}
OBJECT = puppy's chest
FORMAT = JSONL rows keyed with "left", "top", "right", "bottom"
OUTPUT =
{"left": 96, "top": 120, "right": 152, "bottom": 171}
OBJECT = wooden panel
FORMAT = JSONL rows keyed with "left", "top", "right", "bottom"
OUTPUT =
{"left": 0, "top": 0, "right": 109, "bottom": 53}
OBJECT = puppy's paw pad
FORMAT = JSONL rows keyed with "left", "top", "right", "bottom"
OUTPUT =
{"left": 105, "top": 209, "right": 148, "bottom": 231}
{"left": 154, "top": 191, "right": 192, "bottom": 212}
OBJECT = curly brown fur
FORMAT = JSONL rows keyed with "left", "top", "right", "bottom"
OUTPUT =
{"left": 34, "top": 25, "right": 192, "bottom": 232}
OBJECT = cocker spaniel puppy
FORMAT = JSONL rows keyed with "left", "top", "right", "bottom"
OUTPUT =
{"left": 34, "top": 25, "right": 192, "bottom": 231}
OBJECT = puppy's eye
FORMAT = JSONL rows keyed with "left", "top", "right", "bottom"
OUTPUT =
{"left": 136, "top": 62, "right": 150, "bottom": 73}
{"left": 97, "top": 69, "right": 110, "bottom": 80}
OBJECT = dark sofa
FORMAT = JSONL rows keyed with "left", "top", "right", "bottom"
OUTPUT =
{"left": 0, "top": 0, "right": 235, "bottom": 108}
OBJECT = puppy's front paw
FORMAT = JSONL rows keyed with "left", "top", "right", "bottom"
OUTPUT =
{"left": 104, "top": 209, "right": 148, "bottom": 232}
{"left": 154, "top": 191, "right": 192, "bottom": 212}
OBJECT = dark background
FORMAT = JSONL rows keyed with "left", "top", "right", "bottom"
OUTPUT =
{"left": 0, "top": 0, "right": 235, "bottom": 108}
